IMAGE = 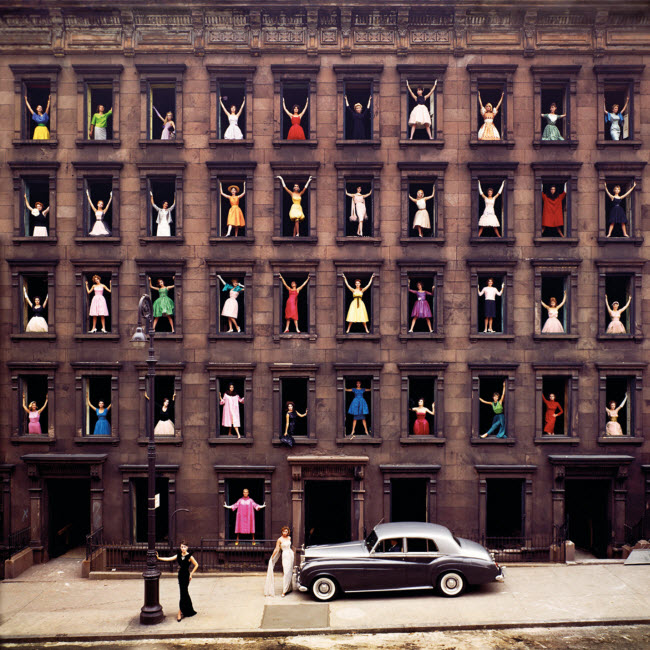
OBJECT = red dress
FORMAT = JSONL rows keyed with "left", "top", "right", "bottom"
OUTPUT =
{"left": 542, "top": 192, "right": 566, "bottom": 228}
{"left": 285, "top": 289, "right": 299, "bottom": 320}
{"left": 413, "top": 410, "right": 430, "bottom": 435}
{"left": 542, "top": 396, "right": 563, "bottom": 434}
{"left": 287, "top": 115, "right": 306, "bottom": 140}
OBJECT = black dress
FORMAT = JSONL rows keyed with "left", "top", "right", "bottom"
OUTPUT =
{"left": 346, "top": 105, "right": 370, "bottom": 139}
{"left": 608, "top": 197, "right": 627, "bottom": 225}
{"left": 177, "top": 551, "right": 197, "bottom": 618}
{"left": 280, "top": 411, "right": 295, "bottom": 448}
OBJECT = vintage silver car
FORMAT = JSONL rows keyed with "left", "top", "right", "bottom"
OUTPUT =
{"left": 297, "top": 521, "right": 504, "bottom": 601}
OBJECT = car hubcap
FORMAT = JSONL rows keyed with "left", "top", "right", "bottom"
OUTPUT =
{"left": 446, "top": 577, "right": 457, "bottom": 589}
{"left": 318, "top": 583, "right": 331, "bottom": 594}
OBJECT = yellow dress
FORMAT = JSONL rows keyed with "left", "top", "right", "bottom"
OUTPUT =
{"left": 33, "top": 125, "right": 50, "bottom": 140}
{"left": 289, "top": 193, "right": 305, "bottom": 221}
{"left": 227, "top": 195, "right": 245, "bottom": 227}
{"left": 346, "top": 289, "right": 369, "bottom": 323}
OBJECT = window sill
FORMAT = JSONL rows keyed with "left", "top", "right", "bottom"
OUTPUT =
{"left": 335, "top": 333, "right": 381, "bottom": 342}
{"left": 12, "top": 236, "right": 58, "bottom": 246}
{"left": 11, "top": 435, "right": 56, "bottom": 445}
{"left": 209, "top": 332, "right": 253, "bottom": 342}
{"left": 469, "top": 333, "right": 514, "bottom": 342}
{"left": 596, "top": 334, "right": 641, "bottom": 342}
{"left": 597, "top": 236, "right": 644, "bottom": 247}
{"left": 138, "top": 139, "right": 184, "bottom": 148}
{"left": 596, "top": 139, "right": 642, "bottom": 150}
{"left": 13, "top": 138, "right": 58, "bottom": 148}
{"left": 534, "top": 436, "right": 580, "bottom": 445}
{"left": 209, "top": 236, "right": 255, "bottom": 246}
{"left": 399, "top": 436, "right": 446, "bottom": 445}
{"left": 336, "top": 139, "right": 381, "bottom": 148}
{"left": 75, "top": 139, "right": 121, "bottom": 148}
{"left": 275, "top": 332, "right": 317, "bottom": 343}
{"left": 271, "top": 236, "right": 318, "bottom": 245}
{"left": 532, "top": 334, "right": 579, "bottom": 342}
{"left": 469, "top": 236, "right": 516, "bottom": 247}
{"left": 597, "top": 436, "right": 644, "bottom": 445}
{"left": 140, "top": 236, "right": 185, "bottom": 245}
{"left": 137, "top": 436, "right": 183, "bottom": 446}
{"left": 151, "top": 333, "right": 183, "bottom": 341}
{"left": 469, "top": 139, "right": 515, "bottom": 150}
{"left": 272, "top": 139, "right": 319, "bottom": 148}
{"left": 74, "top": 436, "right": 120, "bottom": 446}
{"left": 209, "top": 437, "right": 254, "bottom": 446}
{"left": 533, "top": 237, "right": 579, "bottom": 247}
{"left": 74, "top": 236, "right": 121, "bottom": 246}
{"left": 209, "top": 138, "right": 254, "bottom": 149}
{"left": 336, "top": 436, "right": 383, "bottom": 445}
{"left": 400, "top": 237, "right": 445, "bottom": 246}
{"left": 11, "top": 333, "right": 57, "bottom": 341}
{"left": 74, "top": 333, "right": 120, "bottom": 342}
{"left": 399, "top": 138, "right": 445, "bottom": 149}
{"left": 532, "top": 139, "right": 578, "bottom": 150}
{"left": 398, "top": 332, "right": 444, "bottom": 341}
{"left": 470, "top": 437, "right": 516, "bottom": 445}
{"left": 335, "top": 236, "right": 382, "bottom": 247}
{"left": 272, "top": 438, "right": 318, "bottom": 447}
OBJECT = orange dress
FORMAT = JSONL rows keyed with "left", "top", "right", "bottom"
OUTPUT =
{"left": 227, "top": 195, "right": 245, "bottom": 227}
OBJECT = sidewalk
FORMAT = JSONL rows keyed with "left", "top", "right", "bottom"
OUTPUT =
{"left": 1, "top": 555, "right": 649, "bottom": 642}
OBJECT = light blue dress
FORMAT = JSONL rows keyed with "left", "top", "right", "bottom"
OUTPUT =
{"left": 348, "top": 388, "right": 369, "bottom": 420}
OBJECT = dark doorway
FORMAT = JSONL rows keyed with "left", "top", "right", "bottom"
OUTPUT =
{"left": 486, "top": 478, "right": 524, "bottom": 539}
{"left": 565, "top": 479, "right": 611, "bottom": 558}
{"left": 305, "top": 480, "right": 351, "bottom": 546}
{"left": 47, "top": 479, "right": 90, "bottom": 558}
{"left": 391, "top": 478, "right": 428, "bottom": 522}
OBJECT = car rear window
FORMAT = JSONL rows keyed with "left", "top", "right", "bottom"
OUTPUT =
{"left": 406, "top": 538, "right": 438, "bottom": 553}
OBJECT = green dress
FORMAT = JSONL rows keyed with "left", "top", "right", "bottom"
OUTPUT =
{"left": 153, "top": 286, "right": 174, "bottom": 317}
{"left": 541, "top": 114, "right": 564, "bottom": 141}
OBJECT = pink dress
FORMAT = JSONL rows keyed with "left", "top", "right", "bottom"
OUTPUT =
{"left": 28, "top": 410, "right": 42, "bottom": 434}
{"left": 231, "top": 497, "right": 261, "bottom": 534}
{"left": 89, "top": 286, "right": 109, "bottom": 317}
{"left": 285, "top": 289, "right": 299, "bottom": 320}
{"left": 220, "top": 393, "right": 244, "bottom": 427}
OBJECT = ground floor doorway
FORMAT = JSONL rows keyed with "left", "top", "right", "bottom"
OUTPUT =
{"left": 304, "top": 480, "right": 351, "bottom": 546}
{"left": 486, "top": 478, "right": 524, "bottom": 538}
{"left": 565, "top": 479, "right": 611, "bottom": 558}
{"left": 46, "top": 479, "right": 91, "bottom": 558}
{"left": 390, "top": 478, "right": 428, "bottom": 522}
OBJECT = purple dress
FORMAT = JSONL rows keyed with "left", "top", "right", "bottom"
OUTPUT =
{"left": 409, "top": 289, "right": 433, "bottom": 319}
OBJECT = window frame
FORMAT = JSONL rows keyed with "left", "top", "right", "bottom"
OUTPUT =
{"left": 206, "top": 261, "right": 254, "bottom": 342}
{"left": 379, "top": 465, "right": 441, "bottom": 524}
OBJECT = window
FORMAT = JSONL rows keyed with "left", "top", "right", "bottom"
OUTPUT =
{"left": 131, "top": 478, "right": 169, "bottom": 543}
{"left": 223, "top": 478, "right": 266, "bottom": 541}
{"left": 207, "top": 364, "right": 255, "bottom": 445}
{"left": 21, "top": 274, "right": 50, "bottom": 333}
{"left": 397, "top": 263, "right": 445, "bottom": 339}
{"left": 467, "top": 261, "right": 516, "bottom": 340}
{"left": 20, "top": 375, "right": 50, "bottom": 435}
{"left": 596, "top": 364, "right": 645, "bottom": 443}
{"left": 467, "top": 64, "right": 516, "bottom": 148}
{"left": 137, "top": 365, "right": 184, "bottom": 445}
{"left": 71, "top": 262, "right": 120, "bottom": 340}
{"left": 335, "top": 363, "right": 383, "bottom": 444}
{"left": 470, "top": 364, "right": 518, "bottom": 444}
{"left": 137, "top": 163, "right": 185, "bottom": 243}
{"left": 379, "top": 467, "right": 441, "bottom": 525}
{"left": 217, "top": 377, "right": 247, "bottom": 438}
{"left": 136, "top": 261, "right": 185, "bottom": 339}
{"left": 84, "top": 376, "right": 113, "bottom": 437}
{"left": 531, "top": 260, "right": 580, "bottom": 339}
{"left": 596, "top": 261, "right": 643, "bottom": 341}
{"left": 532, "top": 364, "right": 581, "bottom": 442}
{"left": 334, "top": 264, "right": 382, "bottom": 339}
{"left": 398, "top": 365, "right": 447, "bottom": 444}
{"left": 8, "top": 366, "right": 56, "bottom": 442}
{"left": 335, "top": 163, "right": 383, "bottom": 242}
{"left": 207, "top": 262, "right": 253, "bottom": 340}
{"left": 270, "top": 263, "right": 318, "bottom": 341}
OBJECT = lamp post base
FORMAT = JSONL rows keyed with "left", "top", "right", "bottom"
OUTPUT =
{"left": 140, "top": 568, "right": 164, "bottom": 625}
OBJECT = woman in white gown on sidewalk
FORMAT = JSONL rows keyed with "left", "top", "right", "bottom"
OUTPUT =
{"left": 264, "top": 526, "right": 294, "bottom": 597}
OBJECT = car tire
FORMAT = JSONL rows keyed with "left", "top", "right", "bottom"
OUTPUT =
{"left": 311, "top": 576, "right": 338, "bottom": 602}
{"left": 437, "top": 571, "right": 465, "bottom": 597}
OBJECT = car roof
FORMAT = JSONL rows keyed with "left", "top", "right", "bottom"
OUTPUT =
{"left": 374, "top": 522, "right": 454, "bottom": 540}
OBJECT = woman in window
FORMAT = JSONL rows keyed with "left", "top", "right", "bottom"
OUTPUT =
{"left": 224, "top": 488, "right": 265, "bottom": 545}
{"left": 408, "top": 281, "right": 434, "bottom": 333}
{"left": 146, "top": 391, "right": 176, "bottom": 436}
{"left": 217, "top": 275, "right": 244, "bottom": 333}
{"left": 406, "top": 80, "right": 436, "bottom": 140}
{"left": 604, "top": 96, "right": 629, "bottom": 141}
{"left": 542, "top": 393, "right": 564, "bottom": 435}
{"left": 478, "top": 181, "right": 505, "bottom": 238}
{"left": 283, "top": 97, "right": 308, "bottom": 140}
{"left": 541, "top": 292, "right": 567, "bottom": 333}
{"left": 279, "top": 274, "right": 309, "bottom": 333}
{"left": 86, "top": 189, "right": 112, "bottom": 237}
{"left": 411, "top": 399, "right": 435, "bottom": 436}
{"left": 345, "top": 94, "right": 372, "bottom": 139}
{"left": 149, "top": 277, "right": 175, "bottom": 333}
{"left": 343, "top": 273, "right": 374, "bottom": 334}
{"left": 156, "top": 541, "right": 198, "bottom": 621}
{"left": 150, "top": 191, "right": 175, "bottom": 237}
{"left": 85, "top": 274, "right": 111, "bottom": 333}
{"left": 89, "top": 104, "right": 112, "bottom": 140}
{"left": 153, "top": 107, "right": 175, "bottom": 140}
{"left": 86, "top": 390, "right": 111, "bottom": 436}
{"left": 345, "top": 380, "right": 370, "bottom": 437}
{"left": 479, "top": 382, "right": 506, "bottom": 438}
{"left": 605, "top": 394, "right": 627, "bottom": 436}
{"left": 24, "top": 288, "right": 48, "bottom": 333}
{"left": 24, "top": 94, "right": 50, "bottom": 140}
{"left": 540, "top": 103, "right": 565, "bottom": 141}
{"left": 219, "top": 182, "right": 246, "bottom": 237}
{"left": 409, "top": 187, "right": 435, "bottom": 238}
{"left": 541, "top": 184, "right": 566, "bottom": 237}
{"left": 22, "top": 394, "right": 48, "bottom": 434}
{"left": 24, "top": 194, "right": 50, "bottom": 237}
{"left": 276, "top": 175, "right": 313, "bottom": 237}
{"left": 220, "top": 96, "right": 245, "bottom": 140}
{"left": 346, "top": 185, "right": 372, "bottom": 237}
{"left": 281, "top": 401, "right": 308, "bottom": 448}
{"left": 605, "top": 182, "right": 635, "bottom": 238}
{"left": 219, "top": 384, "right": 244, "bottom": 438}
{"left": 477, "top": 91, "right": 503, "bottom": 141}
{"left": 478, "top": 277, "right": 504, "bottom": 333}
{"left": 605, "top": 294, "right": 632, "bottom": 334}
{"left": 264, "top": 526, "right": 294, "bottom": 598}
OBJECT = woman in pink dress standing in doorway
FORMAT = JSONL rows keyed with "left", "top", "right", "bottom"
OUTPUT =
{"left": 224, "top": 488, "right": 266, "bottom": 545}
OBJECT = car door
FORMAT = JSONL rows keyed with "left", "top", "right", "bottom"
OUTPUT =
{"left": 403, "top": 537, "right": 440, "bottom": 588}
{"left": 357, "top": 537, "right": 407, "bottom": 591}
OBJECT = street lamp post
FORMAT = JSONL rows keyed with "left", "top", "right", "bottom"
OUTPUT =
{"left": 131, "top": 295, "right": 164, "bottom": 625}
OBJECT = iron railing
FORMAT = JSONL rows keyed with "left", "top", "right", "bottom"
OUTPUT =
{"left": 198, "top": 538, "right": 276, "bottom": 572}
{"left": 0, "top": 526, "right": 31, "bottom": 580}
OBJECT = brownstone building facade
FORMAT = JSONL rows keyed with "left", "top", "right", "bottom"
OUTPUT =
{"left": 1, "top": 1, "right": 649, "bottom": 562}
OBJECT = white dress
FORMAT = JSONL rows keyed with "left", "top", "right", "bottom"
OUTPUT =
{"left": 153, "top": 203, "right": 175, "bottom": 237}
{"left": 224, "top": 114, "right": 243, "bottom": 140}
{"left": 478, "top": 196, "right": 500, "bottom": 227}
{"left": 89, "top": 210, "right": 110, "bottom": 236}
{"left": 221, "top": 290, "right": 240, "bottom": 318}
{"left": 606, "top": 311, "right": 626, "bottom": 334}
{"left": 264, "top": 537, "right": 294, "bottom": 596}
{"left": 412, "top": 198, "right": 430, "bottom": 229}
{"left": 350, "top": 194, "right": 367, "bottom": 222}
{"left": 542, "top": 308, "right": 564, "bottom": 333}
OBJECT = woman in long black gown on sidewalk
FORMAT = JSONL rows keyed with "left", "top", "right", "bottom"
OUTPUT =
{"left": 157, "top": 541, "right": 198, "bottom": 621}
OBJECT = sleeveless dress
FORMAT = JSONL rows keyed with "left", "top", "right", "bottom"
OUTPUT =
{"left": 28, "top": 410, "right": 42, "bottom": 434}
{"left": 409, "top": 289, "right": 433, "bottom": 319}
{"left": 346, "top": 289, "right": 369, "bottom": 323}
{"left": 221, "top": 285, "right": 242, "bottom": 318}
{"left": 32, "top": 113, "right": 50, "bottom": 139}
{"left": 408, "top": 94, "right": 431, "bottom": 127}
{"left": 542, "top": 192, "right": 566, "bottom": 228}
{"left": 605, "top": 112, "right": 623, "bottom": 140}
{"left": 608, "top": 197, "right": 627, "bottom": 225}
{"left": 542, "top": 307, "right": 564, "bottom": 333}
{"left": 31, "top": 209, "right": 48, "bottom": 237}
{"left": 413, "top": 198, "right": 430, "bottom": 229}
{"left": 224, "top": 113, "right": 243, "bottom": 140}
{"left": 153, "top": 203, "right": 174, "bottom": 237}
{"left": 92, "top": 408, "right": 111, "bottom": 436}
{"left": 348, "top": 388, "right": 369, "bottom": 420}
{"left": 606, "top": 311, "right": 626, "bottom": 334}
{"left": 227, "top": 196, "right": 245, "bottom": 227}
{"left": 26, "top": 304, "right": 48, "bottom": 332}
{"left": 413, "top": 408, "right": 430, "bottom": 435}
{"left": 478, "top": 196, "right": 500, "bottom": 227}
{"left": 281, "top": 411, "right": 296, "bottom": 447}
{"left": 289, "top": 194, "right": 305, "bottom": 221}
{"left": 89, "top": 210, "right": 110, "bottom": 236}
{"left": 605, "top": 409, "right": 623, "bottom": 436}
{"left": 284, "top": 289, "right": 299, "bottom": 320}
{"left": 541, "top": 113, "right": 564, "bottom": 141}
{"left": 154, "top": 403, "right": 175, "bottom": 436}
{"left": 287, "top": 115, "right": 305, "bottom": 140}
{"left": 177, "top": 552, "right": 197, "bottom": 618}
{"left": 478, "top": 108, "right": 500, "bottom": 140}
{"left": 153, "top": 287, "right": 174, "bottom": 317}
{"left": 161, "top": 121, "right": 174, "bottom": 140}
{"left": 264, "top": 537, "right": 294, "bottom": 596}
{"left": 89, "top": 286, "right": 109, "bottom": 317}
{"left": 349, "top": 194, "right": 367, "bottom": 222}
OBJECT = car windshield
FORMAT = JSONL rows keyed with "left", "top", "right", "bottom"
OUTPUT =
{"left": 365, "top": 530, "right": 378, "bottom": 551}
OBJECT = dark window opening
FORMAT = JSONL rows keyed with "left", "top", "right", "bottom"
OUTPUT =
{"left": 486, "top": 478, "right": 523, "bottom": 538}
{"left": 344, "top": 274, "right": 374, "bottom": 334}
{"left": 605, "top": 180, "right": 634, "bottom": 237}
{"left": 479, "top": 376, "right": 507, "bottom": 435}
{"left": 84, "top": 272, "right": 113, "bottom": 333}
{"left": 85, "top": 178, "right": 113, "bottom": 236}
{"left": 565, "top": 479, "right": 610, "bottom": 558}
{"left": 541, "top": 178, "right": 569, "bottom": 237}
{"left": 305, "top": 480, "right": 351, "bottom": 545}
{"left": 217, "top": 377, "right": 245, "bottom": 437}
{"left": 406, "top": 275, "right": 436, "bottom": 333}
{"left": 605, "top": 376, "right": 632, "bottom": 437}
{"left": 148, "top": 178, "right": 177, "bottom": 236}
{"left": 85, "top": 376, "right": 112, "bottom": 437}
{"left": 218, "top": 83, "right": 246, "bottom": 138}
{"left": 280, "top": 274, "right": 309, "bottom": 333}
{"left": 218, "top": 274, "right": 245, "bottom": 333}
{"left": 20, "top": 375, "right": 49, "bottom": 435}
{"left": 22, "top": 274, "right": 49, "bottom": 332}
{"left": 23, "top": 81, "right": 50, "bottom": 139}
{"left": 477, "top": 84, "right": 505, "bottom": 135}
{"left": 344, "top": 376, "right": 372, "bottom": 434}
{"left": 406, "top": 538, "right": 437, "bottom": 553}
{"left": 390, "top": 478, "right": 428, "bottom": 522}
{"left": 407, "top": 83, "right": 436, "bottom": 140}
{"left": 149, "top": 84, "right": 176, "bottom": 140}
{"left": 149, "top": 275, "right": 176, "bottom": 333}
{"left": 408, "top": 180, "right": 437, "bottom": 237}
{"left": 22, "top": 177, "right": 50, "bottom": 236}
{"left": 541, "top": 275, "right": 568, "bottom": 332}
{"left": 224, "top": 478, "right": 265, "bottom": 540}
{"left": 541, "top": 376, "right": 568, "bottom": 436}
{"left": 86, "top": 85, "right": 114, "bottom": 140}
{"left": 407, "top": 376, "right": 437, "bottom": 436}
{"left": 344, "top": 81, "right": 373, "bottom": 140}
{"left": 540, "top": 86, "right": 567, "bottom": 139}
{"left": 280, "top": 377, "right": 308, "bottom": 437}
{"left": 605, "top": 275, "right": 632, "bottom": 333}
{"left": 219, "top": 179, "right": 247, "bottom": 237}
{"left": 604, "top": 85, "right": 631, "bottom": 140}
{"left": 344, "top": 181, "right": 374, "bottom": 237}
{"left": 47, "top": 479, "right": 90, "bottom": 557}
{"left": 281, "top": 178, "right": 310, "bottom": 237}
{"left": 133, "top": 477, "right": 169, "bottom": 544}
{"left": 153, "top": 376, "right": 175, "bottom": 435}
{"left": 477, "top": 274, "right": 505, "bottom": 333}
{"left": 281, "top": 82, "right": 310, "bottom": 139}
{"left": 477, "top": 177, "right": 506, "bottom": 237}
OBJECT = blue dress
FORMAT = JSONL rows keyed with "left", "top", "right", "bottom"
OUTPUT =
{"left": 93, "top": 408, "right": 111, "bottom": 436}
{"left": 348, "top": 388, "right": 369, "bottom": 420}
